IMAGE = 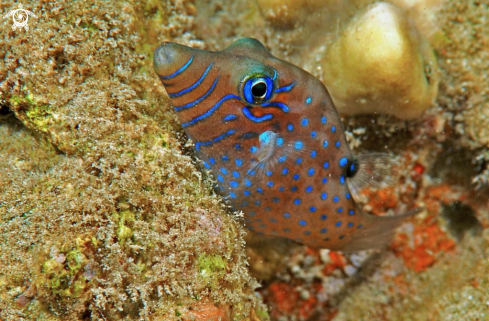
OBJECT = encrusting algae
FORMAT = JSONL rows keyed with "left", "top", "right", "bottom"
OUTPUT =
{"left": 1, "top": 1, "right": 264, "bottom": 320}
{"left": 2, "top": 0, "right": 489, "bottom": 320}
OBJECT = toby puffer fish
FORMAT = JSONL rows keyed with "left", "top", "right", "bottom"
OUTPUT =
{"left": 154, "top": 38, "right": 419, "bottom": 252}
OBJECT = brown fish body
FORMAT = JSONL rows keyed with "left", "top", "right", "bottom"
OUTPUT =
{"left": 154, "top": 38, "right": 416, "bottom": 251}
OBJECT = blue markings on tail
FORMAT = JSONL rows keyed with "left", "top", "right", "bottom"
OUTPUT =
{"left": 195, "top": 129, "right": 236, "bottom": 151}
{"left": 175, "top": 76, "right": 219, "bottom": 111}
{"left": 159, "top": 56, "right": 194, "bottom": 80}
{"left": 169, "top": 63, "right": 214, "bottom": 98}
{"left": 242, "top": 107, "right": 273, "bottom": 122}
{"left": 182, "top": 94, "right": 240, "bottom": 128}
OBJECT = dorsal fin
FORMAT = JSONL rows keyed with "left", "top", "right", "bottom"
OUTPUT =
{"left": 223, "top": 38, "right": 272, "bottom": 58}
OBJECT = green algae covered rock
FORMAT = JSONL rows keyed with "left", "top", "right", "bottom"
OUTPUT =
{"left": 0, "top": 0, "right": 263, "bottom": 320}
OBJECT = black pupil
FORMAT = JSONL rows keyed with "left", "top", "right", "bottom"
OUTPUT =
{"left": 346, "top": 158, "right": 359, "bottom": 178}
{"left": 252, "top": 82, "right": 267, "bottom": 98}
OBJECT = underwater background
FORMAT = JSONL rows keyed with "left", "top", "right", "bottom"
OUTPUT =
{"left": 1, "top": 0, "right": 488, "bottom": 320}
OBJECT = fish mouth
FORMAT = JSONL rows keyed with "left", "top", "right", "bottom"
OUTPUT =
{"left": 153, "top": 42, "right": 195, "bottom": 81}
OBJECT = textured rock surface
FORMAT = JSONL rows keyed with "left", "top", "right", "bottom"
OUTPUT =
{"left": 0, "top": 1, "right": 264, "bottom": 320}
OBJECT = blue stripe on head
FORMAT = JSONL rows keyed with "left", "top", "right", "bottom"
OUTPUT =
{"left": 159, "top": 56, "right": 194, "bottom": 80}
{"left": 181, "top": 94, "right": 240, "bottom": 127}
{"left": 195, "top": 130, "right": 235, "bottom": 151}
{"left": 174, "top": 76, "right": 219, "bottom": 111}
{"left": 261, "top": 102, "right": 290, "bottom": 113}
{"left": 222, "top": 114, "right": 238, "bottom": 122}
{"left": 275, "top": 82, "right": 295, "bottom": 93}
{"left": 168, "top": 62, "right": 213, "bottom": 98}
{"left": 242, "top": 106, "right": 273, "bottom": 122}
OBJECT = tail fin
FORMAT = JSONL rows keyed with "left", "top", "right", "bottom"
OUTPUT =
{"left": 340, "top": 208, "right": 423, "bottom": 252}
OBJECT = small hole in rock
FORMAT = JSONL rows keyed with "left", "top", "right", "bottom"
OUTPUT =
{"left": 442, "top": 201, "right": 483, "bottom": 241}
{"left": 0, "top": 102, "right": 12, "bottom": 116}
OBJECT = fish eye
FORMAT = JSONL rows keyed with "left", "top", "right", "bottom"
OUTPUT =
{"left": 346, "top": 158, "right": 359, "bottom": 178}
{"left": 242, "top": 76, "right": 274, "bottom": 104}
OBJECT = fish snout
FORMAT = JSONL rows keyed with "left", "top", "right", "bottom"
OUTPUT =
{"left": 153, "top": 42, "right": 194, "bottom": 79}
